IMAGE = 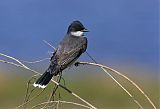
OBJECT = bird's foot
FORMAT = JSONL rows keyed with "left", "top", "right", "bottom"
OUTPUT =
{"left": 74, "top": 62, "right": 80, "bottom": 67}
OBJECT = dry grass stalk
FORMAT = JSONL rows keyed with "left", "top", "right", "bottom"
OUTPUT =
{"left": 0, "top": 51, "right": 157, "bottom": 109}
{"left": 77, "top": 62, "right": 157, "bottom": 109}
{"left": 30, "top": 100, "right": 91, "bottom": 109}
{"left": 0, "top": 53, "right": 97, "bottom": 109}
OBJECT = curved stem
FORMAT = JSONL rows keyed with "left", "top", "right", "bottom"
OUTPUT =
{"left": 30, "top": 100, "right": 91, "bottom": 109}
{"left": 0, "top": 53, "right": 97, "bottom": 109}
{"left": 77, "top": 62, "right": 157, "bottom": 109}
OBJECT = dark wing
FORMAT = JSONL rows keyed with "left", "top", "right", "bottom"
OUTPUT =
{"left": 56, "top": 37, "right": 87, "bottom": 69}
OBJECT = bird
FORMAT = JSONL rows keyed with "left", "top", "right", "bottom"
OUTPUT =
{"left": 33, "top": 20, "right": 88, "bottom": 88}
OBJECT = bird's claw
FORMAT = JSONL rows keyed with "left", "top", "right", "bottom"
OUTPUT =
{"left": 74, "top": 62, "right": 80, "bottom": 67}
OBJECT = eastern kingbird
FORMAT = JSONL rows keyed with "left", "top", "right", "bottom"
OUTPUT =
{"left": 33, "top": 20, "right": 88, "bottom": 88}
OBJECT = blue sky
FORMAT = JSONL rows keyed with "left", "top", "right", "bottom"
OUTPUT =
{"left": 0, "top": 0, "right": 158, "bottom": 73}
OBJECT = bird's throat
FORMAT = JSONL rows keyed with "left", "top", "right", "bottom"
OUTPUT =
{"left": 71, "top": 31, "right": 84, "bottom": 37}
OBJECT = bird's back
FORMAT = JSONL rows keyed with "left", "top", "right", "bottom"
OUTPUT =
{"left": 51, "top": 34, "right": 87, "bottom": 70}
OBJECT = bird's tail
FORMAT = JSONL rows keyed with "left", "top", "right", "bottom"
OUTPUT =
{"left": 33, "top": 65, "right": 59, "bottom": 88}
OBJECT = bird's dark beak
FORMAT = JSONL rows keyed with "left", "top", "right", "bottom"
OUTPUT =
{"left": 82, "top": 28, "right": 89, "bottom": 32}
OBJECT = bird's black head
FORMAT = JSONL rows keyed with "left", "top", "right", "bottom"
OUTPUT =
{"left": 67, "top": 20, "right": 88, "bottom": 33}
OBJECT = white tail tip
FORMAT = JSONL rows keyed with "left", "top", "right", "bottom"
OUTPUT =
{"left": 33, "top": 83, "right": 46, "bottom": 89}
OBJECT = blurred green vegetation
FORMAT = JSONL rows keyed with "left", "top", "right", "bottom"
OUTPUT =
{"left": 0, "top": 65, "right": 159, "bottom": 109}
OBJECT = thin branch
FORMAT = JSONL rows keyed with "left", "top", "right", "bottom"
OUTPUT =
{"left": 50, "top": 78, "right": 97, "bottom": 109}
{"left": 22, "top": 75, "right": 38, "bottom": 109}
{"left": 22, "top": 88, "right": 35, "bottom": 109}
{"left": 56, "top": 100, "right": 60, "bottom": 109}
{"left": 15, "top": 89, "right": 45, "bottom": 109}
{"left": 0, "top": 53, "right": 97, "bottom": 109}
{"left": 0, "top": 59, "right": 24, "bottom": 68}
{"left": 101, "top": 67, "right": 143, "bottom": 109}
{"left": 20, "top": 58, "right": 50, "bottom": 64}
{"left": 77, "top": 62, "right": 157, "bottom": 109}
{"left": 84, "top": 52, "right": 143, "bottom": 108}
{"left": 30, "top": 100, "right": 91, "bottom": 109}
{"left": 43, "top": 40, "right": 56, "bottom": 51}
{"left": 50, "top": 72, "right": 63, "bottom": 101}
{"left": 41, "top": 73, "right": 63, "bottom": 109}
{"left": 0, "top": 53, "right": 28, "bottom": 69}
